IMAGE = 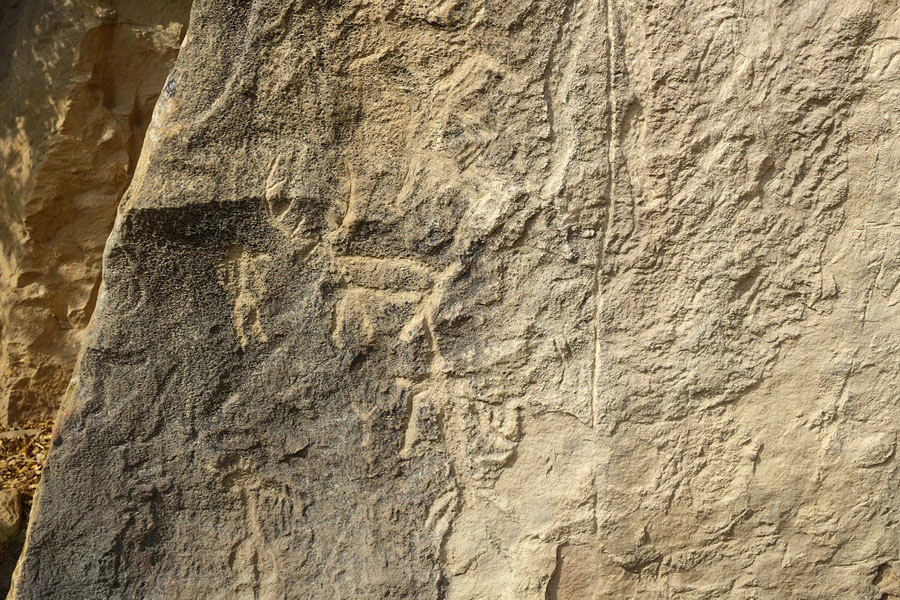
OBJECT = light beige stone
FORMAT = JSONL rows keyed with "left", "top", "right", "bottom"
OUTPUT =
{"left": 8, "top": 0, "right": 900, "bottom": 598}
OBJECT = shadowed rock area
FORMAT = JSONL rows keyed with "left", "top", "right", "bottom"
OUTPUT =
{"left": 7, "top": 0, "right": 900, "bottom": 598}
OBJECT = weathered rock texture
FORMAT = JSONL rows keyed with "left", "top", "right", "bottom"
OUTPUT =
{"left": 12, "top": 0, "right": 900, "bottom": 598}
{"left": 0, "top": 0, "right": 190, "bottom": 425}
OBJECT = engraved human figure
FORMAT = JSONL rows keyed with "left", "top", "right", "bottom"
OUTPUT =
{"left": 218, "top": 245, "right": 270, "bottom": 347}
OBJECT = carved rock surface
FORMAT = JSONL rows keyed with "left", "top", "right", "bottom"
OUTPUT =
{"left": 12, "top": 0, "right": 900, "bottom": 598}
{"left": 0, "top": 0, "right": 190, "bottom": 425}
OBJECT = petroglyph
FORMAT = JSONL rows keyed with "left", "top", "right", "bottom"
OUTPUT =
{"left": 218, "top": 245, "right": 270, "bottom": 348}
{"left": 12, "top": 1, "right": 900, "bottom": 598}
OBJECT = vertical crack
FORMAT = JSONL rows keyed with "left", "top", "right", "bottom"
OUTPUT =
{"left": 592, "top": 0, "right": 616, "bottom": 431}
{"left": 544, "top": 543, "right": 565, "bottom": 599}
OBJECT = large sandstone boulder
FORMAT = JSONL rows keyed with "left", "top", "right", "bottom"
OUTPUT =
{"left": 11, "top": 0, "right": 900, "bottom": 598}
{"left": 0, "top": 0, "right": 191, "bottom": 425}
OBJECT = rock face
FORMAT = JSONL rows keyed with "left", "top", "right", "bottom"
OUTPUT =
{"left": 0, "top": 0, "right": 191, "bottom": 425}
{"left": 0, "top": 490, "right": 21, "bottom": 544}
{"left": 11, "top": 0, "right": 900, "bottom": 598}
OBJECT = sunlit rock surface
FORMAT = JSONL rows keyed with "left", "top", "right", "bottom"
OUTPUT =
{"left": 9, "top": 0, "right": 900, "bottom": 598}
{"left": 0, "top": 0, "right": 190, "bottom": 425}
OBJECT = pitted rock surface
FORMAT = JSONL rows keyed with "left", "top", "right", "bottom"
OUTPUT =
{"left": 10, "top": 0, "right": 900, "bottom": 598}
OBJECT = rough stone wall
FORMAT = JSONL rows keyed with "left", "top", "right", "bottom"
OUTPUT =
{"left": 11, "top": 0, "right": 900, "bottom": 598}
{"left": 0, "top": 0, "right": 191, "bottom": 425}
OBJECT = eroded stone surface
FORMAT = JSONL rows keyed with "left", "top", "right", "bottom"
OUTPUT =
{"left": 0, "top": 0, "right": 191, "bottom": 425}
{"left": 12, "top": 0, "right": 900, "bottom": 598}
